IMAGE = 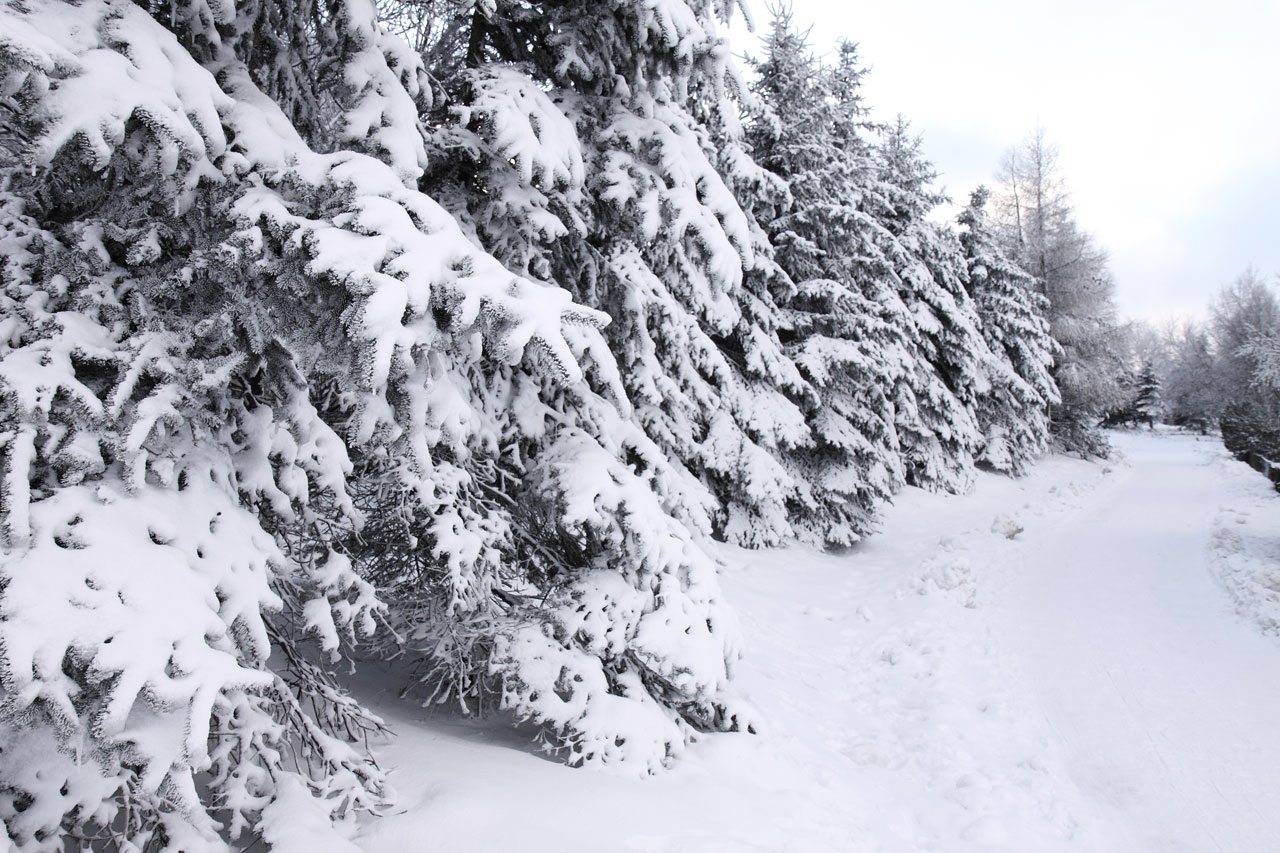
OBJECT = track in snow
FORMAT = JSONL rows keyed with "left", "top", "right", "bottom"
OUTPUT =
{"left": 1002, "top": 431, "right": 1280, "bottom": 852}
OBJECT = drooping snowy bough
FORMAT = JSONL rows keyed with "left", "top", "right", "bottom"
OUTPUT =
{"left": 424, "top": 0, "right": 820, "bottom": 548}
{"left": 0, "top": 0, "right": 744, "bottom": 847}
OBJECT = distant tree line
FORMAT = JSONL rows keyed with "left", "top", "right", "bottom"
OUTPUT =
{"left": 1117, "top": 268, "right": 1280, "bottom": 473}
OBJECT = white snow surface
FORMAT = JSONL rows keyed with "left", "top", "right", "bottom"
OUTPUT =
{"left": 353, "top": 430, "right": 1280, "bottom": 851}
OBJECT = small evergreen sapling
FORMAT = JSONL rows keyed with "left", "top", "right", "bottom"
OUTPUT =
{"left": 1133, "top": 362, "right": 1164, "bottom": 429}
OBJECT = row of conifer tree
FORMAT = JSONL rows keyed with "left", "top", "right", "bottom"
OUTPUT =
{"left": 0, "top": 0, "right": 1111, "bottom": 847}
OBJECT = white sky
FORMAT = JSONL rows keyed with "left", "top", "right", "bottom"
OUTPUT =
{"left": 727, "top": 0, "right": 1280, "bottom": 324}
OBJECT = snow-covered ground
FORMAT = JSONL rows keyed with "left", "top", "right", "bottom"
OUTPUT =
{"left": 354, "top": 430, "right": 1280, "bottom": 851}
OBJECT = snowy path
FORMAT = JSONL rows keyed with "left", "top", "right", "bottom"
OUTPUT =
{"left": 356, "top": 431, "right": 1280, "bottom": 852}
{"left": 1001, "top": 432, "right": 1280, "bottom": 852}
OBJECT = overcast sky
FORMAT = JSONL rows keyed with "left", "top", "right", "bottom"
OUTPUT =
{"left": 728, "top": 0, "right": 1280, "bottom": 324}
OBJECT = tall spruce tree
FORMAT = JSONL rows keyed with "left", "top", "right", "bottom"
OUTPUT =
{"left": 958, "top": 186, "right": 1059, "bottom": 473}
{"left": 0, "top": 0, "right": 752, "bottom": 847}
{"left": 875, "top": 117, "right": 994, "bottom": 491}
{"left": 745, "top": 20, "right": 905, "bottom": 543}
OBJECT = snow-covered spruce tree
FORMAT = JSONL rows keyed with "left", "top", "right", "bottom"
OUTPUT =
{"left": 957, "top": 187, "right": 1059, "bottom": 473}
{"left": 0, "top": 0, "right": 745, "bottom": 847}
{"left": 744, "top": 21, "right": 906, "bottom": 544}
{"left": 230, "top": 0, "right": 750, "bottom": 773}
{"left": 0, "top": 1, "right": 401, "bottom": 845}
{"left": 1131, "top": 361, "right": 1163, "bottom": 428}
{"left": 422, "top": 0, "right": 817, "bottom": 547}
{"left": 875, "top": 117, "right": 995, "bottom": 491}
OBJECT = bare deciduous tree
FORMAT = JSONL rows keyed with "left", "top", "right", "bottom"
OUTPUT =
{"left": 993, "top": 126, "right": 1125, "bottom": 453}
